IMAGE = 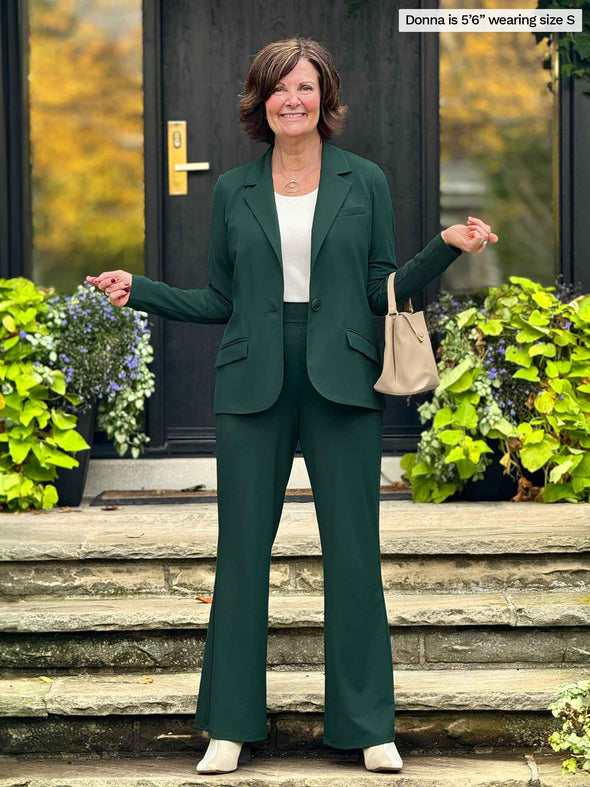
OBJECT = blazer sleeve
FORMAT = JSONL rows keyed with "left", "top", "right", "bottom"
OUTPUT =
{"left": 366, "top": 164, "right": 462, "bottom": 316}
{"left": 125, "top": 176, "right": 233, "bottom": 324}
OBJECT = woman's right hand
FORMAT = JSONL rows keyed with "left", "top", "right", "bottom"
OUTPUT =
{"left": 85, "top": 270, "right": 133, "bottom": 307}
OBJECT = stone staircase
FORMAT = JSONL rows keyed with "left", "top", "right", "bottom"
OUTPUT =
{"left": 0, "top": 499, "right": 589, "bottom": 785}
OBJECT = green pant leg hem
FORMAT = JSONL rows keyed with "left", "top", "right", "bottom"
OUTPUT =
{"left": 323, "top": 731, "right": 396, "bottom": 749}
{"left": 194, "top": 719, "right": 268, "bottom": 742}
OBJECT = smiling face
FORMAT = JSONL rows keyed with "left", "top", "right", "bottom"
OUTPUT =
{"left": 264, "top": 57, "right": 321, "bottom": 141}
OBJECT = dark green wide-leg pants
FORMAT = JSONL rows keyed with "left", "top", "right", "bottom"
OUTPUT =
{"left": 194, "top": 301, "right": 396, "bottom": 749}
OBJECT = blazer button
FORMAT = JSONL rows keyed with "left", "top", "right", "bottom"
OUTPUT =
{"left": 311, "top": 298, "right": 321, "bottom": 311}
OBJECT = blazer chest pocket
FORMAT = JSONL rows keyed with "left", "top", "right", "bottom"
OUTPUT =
{"left": 345, "top": 327, "right": 380, "bottom": 364}
{"left": 214, "top": 337, "right": 248, "bottom": 368}
{"left": 336, "top": 205, "right": 367, "bottom": 217}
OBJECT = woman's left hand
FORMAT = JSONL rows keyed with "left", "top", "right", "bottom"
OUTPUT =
{"left": 442, "top": 216, "right": 499, "bottom": 254}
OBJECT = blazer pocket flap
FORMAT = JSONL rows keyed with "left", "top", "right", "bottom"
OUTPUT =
{"left": 345, "top": 328, "right": 380, "bottom": 363}
{"left": 214, "top": 337, "right": 248, "bottom": 368}
{"left": 337, "top": 206, "right": 368, "bottom": 217}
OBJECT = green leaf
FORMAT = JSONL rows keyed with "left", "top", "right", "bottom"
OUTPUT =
{"left": 521, "top": 437, "right": 559, "bottom": 472}
{"left": 50, "top": 409, "right": 77, "bottom": 430}
{"left": 522, "top": 429, "right": 547, "bottom": 445}
{"left": 479, "top": 319, "right": 503, "bottom": 336}
{"left": 467, "top": 439, "right": 494, "bottom": 464}
{"left": 553, "top": 329, "right": 574, "bottom": 347}
{"left": 42, "top": 445, "right": 79, "bottom": 469}
{"left": 542, "top": 482, "right": 575, "bottom": 503}
{"left": 535, "top": 391, "right": 555, "bottom": 414}
{"left": 411, "top": 459, "right": 433, "bottom": 477}
{"left": 435, "top": 358, "right": 475, "bottom": 394}
{"left": 488, "top": 417, "right": 515, "bottom": 437}
{"left": 571, "top": 452, "right": 590, "bottom": 477}
{"left": 42, "top": 484, "right": 58, "bottom": 509}
{"left": 48, "top": 370, "right": 66, "bottom": 395}
{"left": 2, "top": 314, "right": 16, "bottom": 332}
{"left": 8, "top": 438, "right": 32, "bottom": 464}
{"left": 569, "top": 363, "right": 590, "bottom": 377}
{"left": 453, "top": 400, "right": 478, "bottom": 430}
{"left": 527, "top": 309, "right": 550, "bottom": 328}
{"left": 529, "top": 342, "right": 556, "bottom": 358}
{"left": 431, "top": 481, "right": 457, "bottom": 502}
{"left": 505, "top": 345, "right": 532, "bottom": 367}
{"left": 516, "top": 326, "right": 546, "bottom": 342}
{"left": 20, "top": 400, "right": 46, "bottom": 427}
{"left": 400, "top": 452, "right": 417, "bottom": 472}
{"left": 575, "top": 295, "right": 590, "bottom": 322}
{"left": 549, "top": 459, "right": 574, "bottom": 484}
{"left": 16, "top": 372, "right": 42, "bottom": 396}
{"left": 446, "top": 445, "right": 466, "bottom": 463}
{"left": 513, "top": 367, "right": 540, "bottom": 382}
{"left": 49, "top": 428, "right": 90, "bottom": 453}
{"left": 439, "top": 429, "right": 464, "bottom": 446}
{"left": 455, "top": 307, "right": 478, "bottom": 329}
{"left": 532, "top": 291, "right": 554, "bottom": 309}
{"left": 455, "top": 457, "right": 479, "bottom": 479}
{"left": 433, "top": 407, "right": 453, "bottom": 429}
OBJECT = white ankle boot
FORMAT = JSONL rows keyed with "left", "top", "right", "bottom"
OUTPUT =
{"left": 363, "top": 740, "right": 403, "bottom": 771}
{"left": 196, "top": 738, "right": 251, "bottom": 773}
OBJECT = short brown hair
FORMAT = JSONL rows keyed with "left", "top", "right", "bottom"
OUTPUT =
{"left": 238, "top": 38, "right": 347, "bottom": 144}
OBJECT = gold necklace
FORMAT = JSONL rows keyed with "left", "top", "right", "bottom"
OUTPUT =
{"left": 275, "top": 140, "right": 322, "bottom": 193}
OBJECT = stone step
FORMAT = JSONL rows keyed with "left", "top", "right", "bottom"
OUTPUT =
{"left": 0, "top": 752, "right": 583, "bottom": 787}
{"left": 2, "top": 501, "right": 589, "bottom": 562}
{"left": 1, "top": 592, "right": 588, "bottom": 673}
{"left": 3, "top": 553, "right": 589, "bottom": 597}
{"left": 1, "top": 502, "right": 588, "bottom": 598}
{"left": 2, "top": 591, "right": 589, "bottom": 632}
{"left": 0, "top": 666, "right": 584, "bottom": 718}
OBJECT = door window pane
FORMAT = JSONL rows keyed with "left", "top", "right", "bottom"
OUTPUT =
{"left": 439, "top": 0, "right": 556, "bottom": 292}
{"left": 28, "top": 0, "right": 144, "bottom": 294}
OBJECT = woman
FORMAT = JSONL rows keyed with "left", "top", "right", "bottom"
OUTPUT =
{"left": 86, "top": 38, "right": 497, "bottom": 775}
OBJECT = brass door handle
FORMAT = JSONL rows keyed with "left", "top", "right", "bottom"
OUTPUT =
{"left": 167, "top": 121, "right": 209, "bottom": 195}
{"left": 174, "top": 162, "right": 210, "bottom": 171}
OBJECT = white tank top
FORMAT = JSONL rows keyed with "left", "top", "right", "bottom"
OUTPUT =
{"left": 274, "top": 188, "right": 318, "bottom": 302}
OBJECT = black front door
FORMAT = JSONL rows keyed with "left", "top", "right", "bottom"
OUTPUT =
{"left": 145, "top": 0, "right": 442, "bottom": 455}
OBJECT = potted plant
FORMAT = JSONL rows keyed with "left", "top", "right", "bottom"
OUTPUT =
{"left": 0, "top": 277, "right": 91, "bottom": 511}
{"left": 40, "top": 282, "right": 156, "bottom": 505}
{"left": 400, "top": 275, "right": 589, "bottom": 503}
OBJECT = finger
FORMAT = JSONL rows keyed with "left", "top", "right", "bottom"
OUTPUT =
{"left": 468, "top": 216, "right": 492, "bottom": 234}
{"left": 110, "top": 290, "right": 129, "bottom": 306}
{"left": 88, "top": 272, "right": 117, "bottom": 285}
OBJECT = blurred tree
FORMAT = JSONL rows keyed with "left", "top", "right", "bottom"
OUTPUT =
{"left": 29, "top": 0, "right": 144, "bottom": 293}
{"left": 439, "top": 0, "right": 556, "bottom": 288}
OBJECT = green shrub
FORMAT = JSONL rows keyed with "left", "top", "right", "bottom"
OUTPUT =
{"left": 401, "top": 276, "right": 590, "bottom": 502}
{"left": 548, "top": 679, "right": 590, "bottom": 774}
{"left": 0, "top": 278, "right": 89, "bottom": 511}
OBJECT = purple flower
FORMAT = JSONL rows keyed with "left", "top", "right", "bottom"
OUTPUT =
{"left": 19, "top": 330, "right": 26, "bottom": 338}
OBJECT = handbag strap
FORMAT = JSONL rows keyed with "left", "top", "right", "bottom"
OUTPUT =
{"left": 387, "top": 271, "right": 414, "bottom": 315}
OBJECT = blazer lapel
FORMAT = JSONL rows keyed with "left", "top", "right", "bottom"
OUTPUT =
{"left": 310, "top": 142, "right": 351, "bottom": 272}
{"left": 242, "top": 140, "right": 352, "bottom": 274}
{"left": 243, "top": 146, "right": 283, "bottom": 268}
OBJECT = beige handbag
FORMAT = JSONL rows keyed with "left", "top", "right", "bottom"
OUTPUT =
{"left": 373, "top": 271, "right": 440, "bottom": 396}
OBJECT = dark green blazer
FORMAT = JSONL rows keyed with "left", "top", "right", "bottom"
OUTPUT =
{"left": 126, "top": 141, "right": 462, "bottom": 413}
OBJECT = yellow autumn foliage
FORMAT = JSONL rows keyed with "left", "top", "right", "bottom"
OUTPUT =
{"left": 29, "top": 0, "right": 144, "bottom": 293}
{"left": 440, "top": 0, "right": 553, "bottom": 159}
